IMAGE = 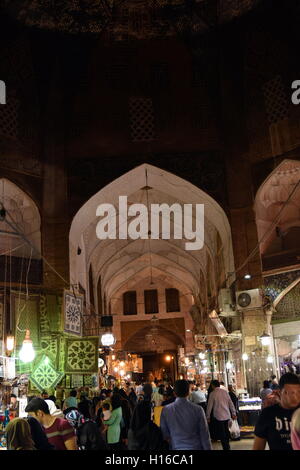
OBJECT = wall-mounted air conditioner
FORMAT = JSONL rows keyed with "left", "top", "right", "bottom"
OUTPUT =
{"left": 236, "top": 288, "right": 263, "bottom": 310}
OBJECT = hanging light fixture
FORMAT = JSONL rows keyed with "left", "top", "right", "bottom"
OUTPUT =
{"left": 242, "top": 353, "right": 249, "bottom": 361}
{"left": 267, "top": 355, "right": 273, "bottom": 364}
{"left": 6, "top": 333, "right": 15, "bottom": 352}
{"left": 100, "top": 332, "right": 115, "bottom": 347}
{"left": 143, "top": 169, "right": 155, "bottom": 285}
{"left": 260, "top": 332, "right": 271, "bottom": 346}
{"left": 19, "top": 329, "right": 35, "bottom": 363}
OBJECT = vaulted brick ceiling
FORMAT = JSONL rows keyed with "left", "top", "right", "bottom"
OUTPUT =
{"left": 69, "top": 164, "right": 235, "bottom": 300}
{"left": 4, "top": 0, "right": 262, "bottom": 37}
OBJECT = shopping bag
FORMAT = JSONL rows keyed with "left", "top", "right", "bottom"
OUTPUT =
{"left": 229, "top": 419, "right": 240, "bottom": 440}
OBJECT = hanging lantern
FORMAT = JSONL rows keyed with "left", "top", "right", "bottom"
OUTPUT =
{"left": 19, "top": 329, "right": 35, "bottom": 363}
{"left": 100, "top": 333, "right": 115, "bottom": 347}
{"left": 259, "top": 332, "right": 271, "bottom": 346}
{"left": 6, "top": 334, "right": 15, "bottom": 352}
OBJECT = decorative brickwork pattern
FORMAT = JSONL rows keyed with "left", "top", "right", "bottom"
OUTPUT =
{"left": 263, "top": 76, "right": 288, "bottom": 124}
{"left": 129, "top": 97, "right": 155, "bottom": 142}
{"left": 0, "top": 96, "right": 18, "bottom": 139}
{"left": 273, "top": 283, "right": 300, "bottom": 323}
{"left": 264, "top": 270, "right": 300, "bottom": 302}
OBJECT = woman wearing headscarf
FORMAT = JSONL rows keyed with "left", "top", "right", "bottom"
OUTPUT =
{"left": 128, "top": 387, "right": 137, "bottom": 408}
{"left": 6, "top": 418, "right": 36, "bottom": 450}
{"left": 104, "top": 393, "right": 123, "bottom": 451}
{"left": 45, "top": 399, "right": 64, "bottom": 419}
{"left": 114, "top": 388, "right": 132, "bottom": 446}
{"left": 128, "top": 400, "right": 167, "bottom": 451}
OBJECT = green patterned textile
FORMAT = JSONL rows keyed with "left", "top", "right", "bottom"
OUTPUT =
{"left": 30, "top": 355, "right": 64, "bottom": 392}
{"left": 65, "top": 337, "right": 99, "bottom": 373}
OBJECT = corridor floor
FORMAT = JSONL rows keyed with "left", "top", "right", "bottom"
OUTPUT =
{"left": 212, "top": 439, "right": 256, "bottom": 450}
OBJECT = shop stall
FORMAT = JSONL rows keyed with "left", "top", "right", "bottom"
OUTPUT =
{"left": 238, "top": 396, "right": 262, "bottom": 438}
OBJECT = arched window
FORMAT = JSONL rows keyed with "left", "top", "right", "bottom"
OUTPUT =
{"left": 165, "top": 288, "right": 180, "bottom": 312}
{"left": 123, "top": 291, "right": 137, "bottom": 315}
{"left": 144, "top": 289, "right": 158, "bottom": 314}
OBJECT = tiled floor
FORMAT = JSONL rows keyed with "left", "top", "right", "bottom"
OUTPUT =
{"left": 212, "top": 438, "right": 255, "bottom": 450}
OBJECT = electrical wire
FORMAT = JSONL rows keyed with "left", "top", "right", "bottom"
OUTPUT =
{"left": 225, "top": 176, "right": 300, "bottom": 284}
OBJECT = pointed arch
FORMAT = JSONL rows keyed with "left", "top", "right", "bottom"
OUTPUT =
{"left": 254, "top": 159, "right": 300, "bottom": 259}
{"left": 69, "top": 163, "right": 235, "bottom": 299}
{"left": 0, "top": 178, "right": 41, "bottom": 259}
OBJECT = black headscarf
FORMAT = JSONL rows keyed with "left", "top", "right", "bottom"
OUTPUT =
{"left": 128, "top": 401, "right": 166, "bottom": 451}
{"left": 130, "top": 401, "right": 152, "bottom": 433}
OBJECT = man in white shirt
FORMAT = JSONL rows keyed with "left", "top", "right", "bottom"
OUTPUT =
{"left": 206, "top": 380, "right": 237, "bottom": 450}
{"left": 189, "top": 385, "right": 207, "bottom": 412}
{"left": 135, "top": 382, "right": 144, "bottom": 395}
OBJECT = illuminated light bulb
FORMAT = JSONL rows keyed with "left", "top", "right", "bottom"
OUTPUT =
{"left": 260, "top": 332, "right": 271, "bottom": 346}
{"left": 184, "top": 358, "right": 189, "bottom": 365}
{"left": 165, "top": 355, "right": 171, "bottom": 362}
{"left": 6, "top": 334, "right": 15, "bottom": 352}
{"left": 242, "top": 353, "right": 248, "bottom": 361}
{"left": 44, "top": 356, "right": 50, "bottom": 365}
{"left": 19, "top": 330, "right": 35, "bottom": 363}
{"left": 199, "top": 353, "right": 205, "bottom": 360}
{"left": 267, "top": 355, "right": 273, "bottom": 364}
{"left": 101, "top": 333, "right": 115, "bottom": 346}
{"left": 226, "top": 361, "right": 232, "bottom": 370}
{"left": 112, "top": 355, "right": 116, "bottom": 360}
{"left": 120, "top": 361, "right": 125, "bottom": 367}
{"left": 119, "top": 370, "right": 125, "bottom": 377}
{"left": 114, "top": 367, "right": 119, "bottom": 372}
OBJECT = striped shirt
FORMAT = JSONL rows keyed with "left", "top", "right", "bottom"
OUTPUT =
{"left": 44, "top": 417, "right": 75, "bottom": 450}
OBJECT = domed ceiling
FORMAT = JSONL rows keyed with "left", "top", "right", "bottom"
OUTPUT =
{"left": 4, "top": 0, "right": 262, "bottom": 38}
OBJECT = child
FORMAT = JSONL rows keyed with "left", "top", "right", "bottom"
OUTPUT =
{"left": 102, "top": 402, "right": 111, "bottom": 421}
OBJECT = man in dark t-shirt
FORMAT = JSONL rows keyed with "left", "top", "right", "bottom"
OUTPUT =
{"left": 253, "top": 373, "right": 300, "bottom": 450}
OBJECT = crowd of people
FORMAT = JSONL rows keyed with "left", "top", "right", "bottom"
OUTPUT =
{"left": 2, "top": 372, "right": 300, "bottom": 451}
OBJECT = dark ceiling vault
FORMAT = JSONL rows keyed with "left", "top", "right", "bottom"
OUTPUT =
{"left": 3, "top": 0, "right": 263, "bottom": 37}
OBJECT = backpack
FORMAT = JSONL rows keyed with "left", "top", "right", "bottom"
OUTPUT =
{"left": 65, "top": 409, "right": 107, "bottom": 450}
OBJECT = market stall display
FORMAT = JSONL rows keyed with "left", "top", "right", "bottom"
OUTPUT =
{"left": 238, "top": 397, "right": 262, "bottom": 438}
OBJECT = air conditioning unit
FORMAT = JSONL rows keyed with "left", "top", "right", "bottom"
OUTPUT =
{"left": 236, "top": 288, "right": 263, "bottom": 310}
{"left": 218, "top": 288, "right": 236, "bottom": 317}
